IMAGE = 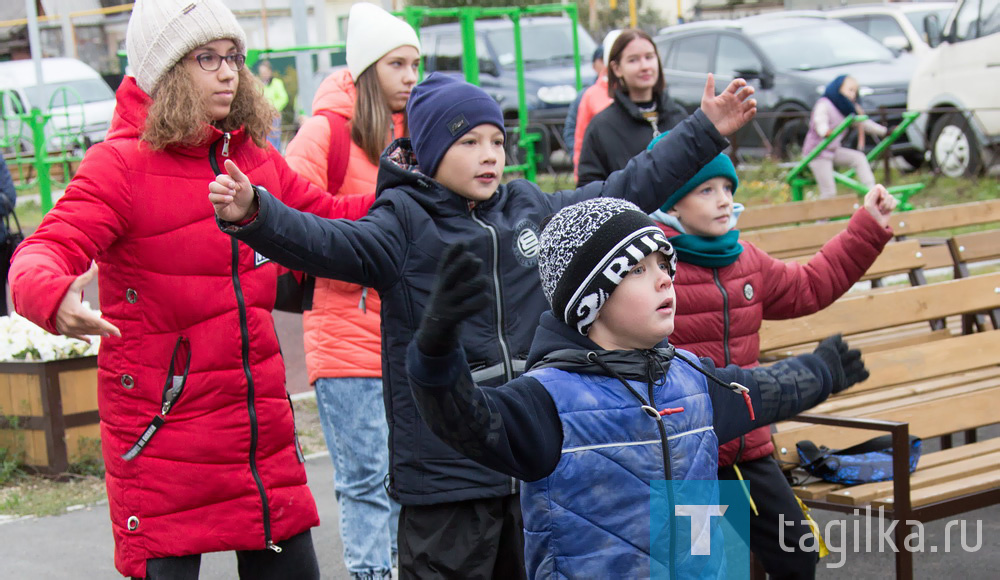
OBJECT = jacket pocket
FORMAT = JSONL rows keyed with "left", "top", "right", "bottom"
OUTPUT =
{"left": 121, "top": 336, "right": 192, "bottom": 461}
{"left": 286, "top": 393, "right": 306, "bottom": 463}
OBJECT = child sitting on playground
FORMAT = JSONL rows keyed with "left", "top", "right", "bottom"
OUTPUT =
{"left": 403, "top": 197, "right": 870, "bottom": 578}
{"left": 648, "top": 143, "right": 897, "bottom": 579}
{"left": 803, "top": 74, "right": 888, "bottom": 199}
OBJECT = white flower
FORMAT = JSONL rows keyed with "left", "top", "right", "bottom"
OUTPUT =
{"left": 0, "top": 311, "right": 101, "bottom": 362}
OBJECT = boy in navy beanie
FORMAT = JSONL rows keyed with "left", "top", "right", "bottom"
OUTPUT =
{"left": 213, "top": 72, "right": 757, "bottom": 578}
{"left": 401, "top": 198, "right": 868, "bottom": 578}
{"left": 646, "top": 133, "right": 898, "bottom": 579}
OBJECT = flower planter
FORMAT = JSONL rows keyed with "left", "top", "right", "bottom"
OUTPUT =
{"left": 0, "top": 355, "right": 100, "bottom": 474}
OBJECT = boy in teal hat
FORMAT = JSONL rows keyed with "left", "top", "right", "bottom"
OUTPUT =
{"left": 648, "top": 135, "right": 898, "bottom": 579}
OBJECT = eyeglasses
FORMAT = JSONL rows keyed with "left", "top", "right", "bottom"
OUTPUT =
{"left": 191, "top": 53, "right": 246, "bottom": 72}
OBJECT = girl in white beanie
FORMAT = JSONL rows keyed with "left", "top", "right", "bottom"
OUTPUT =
{"left": 7, "top": 1, "right": 377, "bottom": 578}
{"left": 283, "top": 4, "right": 419, "bottom": 579}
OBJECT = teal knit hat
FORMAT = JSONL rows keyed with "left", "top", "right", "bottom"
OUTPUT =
{"left": 647, "top": 132, "right": 739, "bottom": 212}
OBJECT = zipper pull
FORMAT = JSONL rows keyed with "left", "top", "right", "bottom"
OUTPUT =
{"left": 221, "top": 132, "right": 231, "bottom": 157}
{"left": 266, "top": 540, "right": 283, "bottom": 553}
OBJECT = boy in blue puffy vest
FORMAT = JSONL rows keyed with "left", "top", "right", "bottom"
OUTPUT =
{"left": 405, "top": 197, "right": 869, "bottom": 578}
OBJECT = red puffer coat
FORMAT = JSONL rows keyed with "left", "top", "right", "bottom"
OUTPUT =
{"left": 8, "top": 77, "right": 373, "bottom": 578}
{"left": 659, "top": 208, "right": 892, "bottom": 466}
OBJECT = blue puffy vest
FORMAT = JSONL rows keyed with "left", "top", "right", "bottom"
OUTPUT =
{"left": 522, "top": 354, "right": 721, "bottom": 579}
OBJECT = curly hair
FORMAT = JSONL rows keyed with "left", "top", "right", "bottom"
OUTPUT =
{"left": 143, "top": 66, "right": 276, "bottom": 150}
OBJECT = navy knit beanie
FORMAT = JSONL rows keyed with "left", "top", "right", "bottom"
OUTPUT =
{"left": 406, "top": 73, "right": 506, "bottom": 178}
{"left": 647, "top": 132, "right": 739, "bottom": 212}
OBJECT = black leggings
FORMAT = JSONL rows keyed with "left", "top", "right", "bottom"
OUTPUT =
{"left": 134, "top": 530, "right": 320, "bottom": 580}
{"left": 719, "top": 456, "right": 818, "bottom": 580}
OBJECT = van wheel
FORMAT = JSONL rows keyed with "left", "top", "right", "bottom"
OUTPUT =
{"left": 930, "top": 112, "right": 982, "bottom": 178}
{"left": 772, "top": 116, "right": 809, "bottom": 161}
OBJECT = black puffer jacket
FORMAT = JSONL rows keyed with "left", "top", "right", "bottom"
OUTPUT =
{"left": 226, "top": 110, "right": 728, "bottom": 505}
{"left": 577, "top": 89, "right": 689, "bottom": 187}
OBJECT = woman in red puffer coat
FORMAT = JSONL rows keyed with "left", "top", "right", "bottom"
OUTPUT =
{"left": 648, "top": 143, "right": 896, "bottom": 580}
{"left": 7, "top": 1, "right": 371, "bottom": 578}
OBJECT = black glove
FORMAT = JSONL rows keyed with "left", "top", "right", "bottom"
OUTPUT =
{"left": 415, "top": 243, "right": 490, "bottom": 357}
{"left": 813, "top": 334, "right": 869, "bottom": 393}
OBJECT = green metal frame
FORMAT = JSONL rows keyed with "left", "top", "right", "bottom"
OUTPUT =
{"left": 400, "top": 4, "right": 584, "bottom": 181}
{"left": 1, "top": 87, "right": 90, "bottom": 213}
{"left": 786, "top": 111, "right": 925, "bottom": 211}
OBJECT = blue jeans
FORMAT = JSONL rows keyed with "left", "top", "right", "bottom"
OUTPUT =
{"left": 315, "top": 377, "right": 399, "bottom": 579}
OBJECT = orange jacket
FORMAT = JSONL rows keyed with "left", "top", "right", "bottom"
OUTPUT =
{"left": 572, "top": 76, "right": 613, "bottom": 173}
{"left": 285, "top": 69, "right": 404, "bottom": 383}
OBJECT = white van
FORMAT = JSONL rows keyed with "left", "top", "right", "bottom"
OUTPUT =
{"left": 0, "top": 57, "right": 117, "bottom": 155}
{"left": 906, "top": 0, "right": 1000, "bottom": 177}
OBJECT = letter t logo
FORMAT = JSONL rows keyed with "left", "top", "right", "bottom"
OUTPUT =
{"left": 675, "top": 504, "right": 728, "bottom": 555}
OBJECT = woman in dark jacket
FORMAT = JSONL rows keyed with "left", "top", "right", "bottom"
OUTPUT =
{"left": 576, "top": 29, "right": 688, "bottom": 187}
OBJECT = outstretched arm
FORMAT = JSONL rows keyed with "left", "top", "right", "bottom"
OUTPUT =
{"left": 406, "top": 245, "right": 563, "bottom": 481}
{"left": 210, "top": 159, "right": 402, "bottom": 289}
{"left": 706, "top": 335, "right": 868, "bottom": 443}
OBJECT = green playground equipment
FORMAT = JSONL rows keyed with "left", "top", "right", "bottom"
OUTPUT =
{"left": 1, "top": 87, "right": 91, "bottom": 213}
{"left": 786, "top": 110, "right": 925, "bottom": 211}
{"left": 400, "top": 3, "right": 585, "bottom": 182}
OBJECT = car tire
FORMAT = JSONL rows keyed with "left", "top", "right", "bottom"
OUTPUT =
{"left": 899, "top": 150, "right": 925, "bottom": 172}
{"left": 504, "top": 122, "right": 550, "bottom": 172}
{"left": 772, "top": 115, "right": 809, "bottom": 161}
{"left": 929, "top": 112, "right": 982, "bottom": 178}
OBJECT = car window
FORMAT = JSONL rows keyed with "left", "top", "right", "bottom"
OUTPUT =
{"left": 434, "top": 33, "right": 463, "bottom": 72}
{"left": 715, "top": 35, "right": 761, "bottom": 77}
{"left": 980, "top": 0, "right": 1000, "bottom": 36}
{"left": 22, "top": 78, "right": 114, "bottom": 106}
{"left": 867, "top": 15, "right": 906, "bottom": 43}
{"left": 840, "top": 16, "right": 869, "bottom": 34}
{"left": 952, "top": 0, "right": 982, "bottom": 41}
{"left": 486, "top": 22, "right": 597, "bottom": 67}
{"left": 753, "top": 21, "right": 894, "bottom": 71}
{"left": 666, "top": 34, "right": 715, "bottom": 73}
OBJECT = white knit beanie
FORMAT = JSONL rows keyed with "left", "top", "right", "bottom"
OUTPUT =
{"left": 126, "top": 0, "right": 248, "bottom": 96}
{"left": 346, "top": 3, "right": 421, "bottom": 80}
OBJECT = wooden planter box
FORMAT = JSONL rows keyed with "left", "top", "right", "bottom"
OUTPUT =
{"left": 0, "top": 356, "right": 100, "bottom": 474}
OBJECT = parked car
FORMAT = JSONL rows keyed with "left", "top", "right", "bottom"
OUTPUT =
{"left": 419, "top": 16, "right": 598, "bottom": 164}
{"left": 0, "top": 57, "right": 116, "bottom": 156}
{"left": 828, "top": 2, "right": 956, "bottom": 57}
{"left": 654, "top": 15, "right": 921, "bottom": 163}
{"left": 906, "top": 0, "right": 1000, "bottom": 177}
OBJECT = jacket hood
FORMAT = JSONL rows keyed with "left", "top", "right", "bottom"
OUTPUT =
{"left": 310, "top": 68, "right": 356, "bottom": 119}
{"left": 526, "top": 311, "right": 674, "bottom": 380}
{"left": 108, "top": 76, "right": 250, "bottom": 157}
{"left": 373, "top": 137, "right": 510, "bottom": 217}
{"left": 613, "top": 88, "right": 678, "bottom": 124}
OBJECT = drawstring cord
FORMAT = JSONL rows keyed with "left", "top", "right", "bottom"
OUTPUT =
{"left": 672, "top": 352, "right": 755, "bottom": 421}
{"left": 587, "top": 351, "right": 683, "bottom": 419}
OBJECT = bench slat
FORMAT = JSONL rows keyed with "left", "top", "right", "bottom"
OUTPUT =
{"left": 759, "top": 273, "right": 1000, "bottom": 352}
{"left": 872, "top": 469, "right": 1000, "bottom": 509}
{"left": 772, "top": 384, "right": 1000, "bottom": 465}
{"left": 740, "top": 195, "right": 858, "bottom": 231}
{"left": 890, "top": 199, "right": 1000, "bottom": 238}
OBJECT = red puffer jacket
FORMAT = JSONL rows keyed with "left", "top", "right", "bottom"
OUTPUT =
{"left": 659, "top": 208, "right": 892, "bottom": 466}
{"left": 8, "top": 77, "right": 373, "bottom": 578}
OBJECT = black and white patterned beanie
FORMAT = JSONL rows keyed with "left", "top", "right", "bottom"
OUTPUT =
{"left": 538, "top": 198, "right": 677, "bottom": 335}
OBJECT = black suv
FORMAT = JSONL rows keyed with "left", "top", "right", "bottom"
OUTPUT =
{"left": 420, "top": 17, "right": 598, "bottom": 163}
{"left": 654, "top": 15, "right": 921, "bottom": 163}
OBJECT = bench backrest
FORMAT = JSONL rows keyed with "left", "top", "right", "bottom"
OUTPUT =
{"left": 759, "top": 272, "right": 1000, "bottom": 352}
{"left": 739, "top": 195, "right": 858, "bottom": 231}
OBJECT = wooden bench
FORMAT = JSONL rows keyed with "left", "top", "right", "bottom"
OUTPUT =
{"left": 739, "top": 195, "right": 858, "bottom": 231}
{"left": 758, "top": 274, "right": 1000, "bottom": 579}
{"left": 948, "top": 229, "right": 1000, "bottom": 333}
{"left": 743, "top": 198, "right": 1000, "bottom": 266}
